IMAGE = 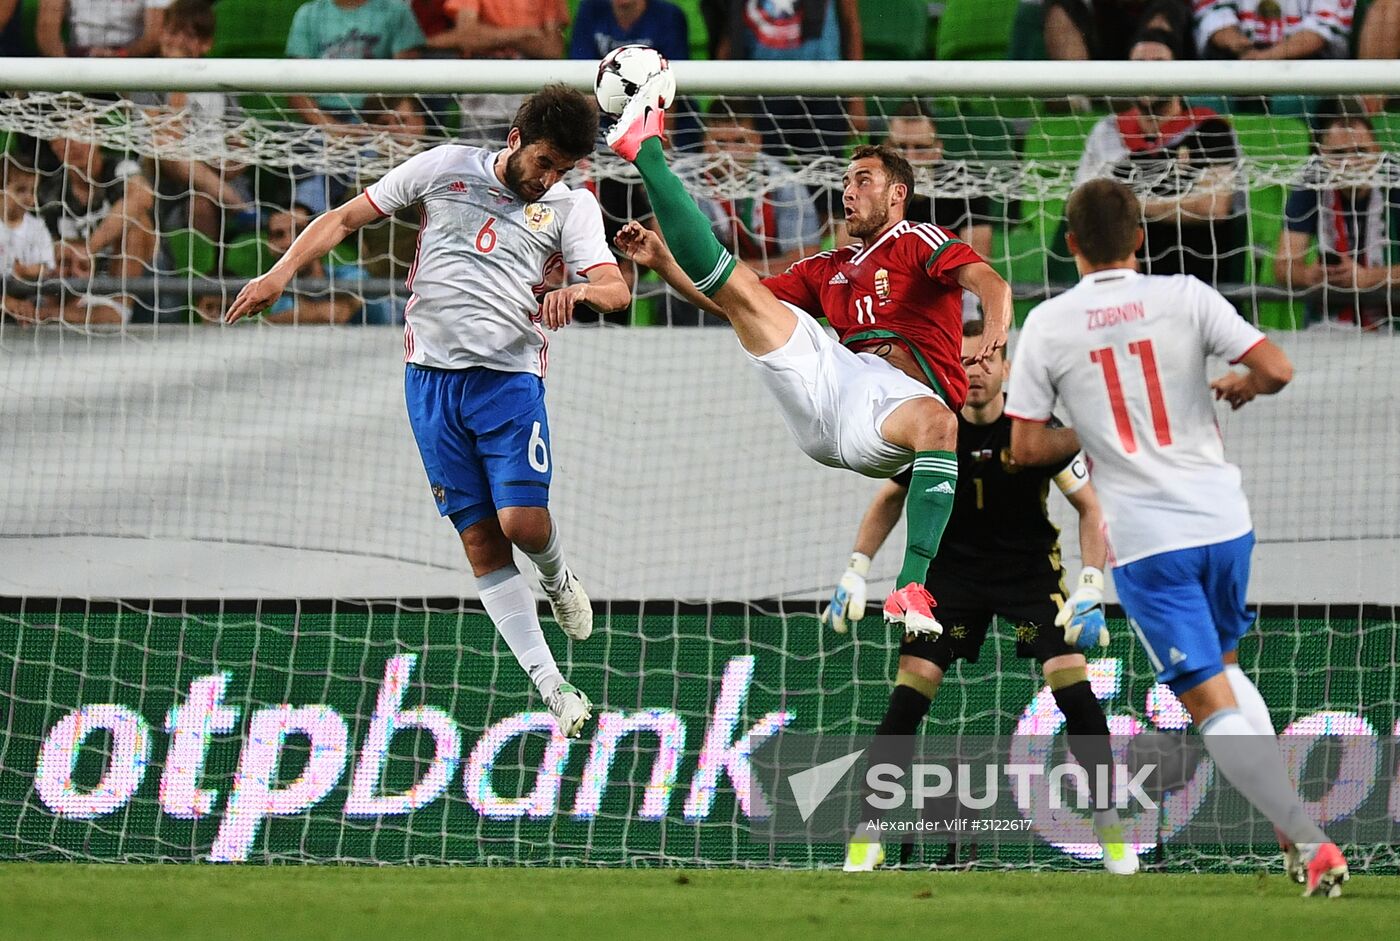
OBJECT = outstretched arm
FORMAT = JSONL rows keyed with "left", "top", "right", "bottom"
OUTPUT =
{"left": 1010, "top": 419, "right": 1081, "bottom": 467}
{"left": 822, "top": 478, "right": 908, "bottom": 633}
{"left": 538, "top": 264, "right": 632, "bottom": 330}
{"left": 955, "top": 262, "right": 1011, "bottom": 365}
{"left": 1210, "top": 338, "right": 1293, "bottom": 410}
{"left": 225, "top": 194, "right": 381, "bottom": 322}
{"left": 614, "top": 220, "right": 730, "bottom": 320}
{"left": 853, "top": 479, "right": 908, "bottom": 559}
{"left": 1061, "top": 475, "right": 1107, "bottom": 572}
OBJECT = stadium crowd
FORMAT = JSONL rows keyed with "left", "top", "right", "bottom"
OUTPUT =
{"left": 0, "top": 0, "right": 1396, "bottom": 329}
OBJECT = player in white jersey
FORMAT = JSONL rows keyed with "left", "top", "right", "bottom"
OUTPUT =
{"left": 1006, "top": 178, "right": 1349, "bottom": 898}
{"left": 227, "top": 86, "right": 631, "bottom": 738}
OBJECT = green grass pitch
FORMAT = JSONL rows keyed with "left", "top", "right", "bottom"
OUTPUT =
{"left": 3, "top": 865, "right": 1397, "bottom": 941}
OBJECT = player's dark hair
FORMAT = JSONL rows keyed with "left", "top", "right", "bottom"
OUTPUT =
{"left": 512, "top": 84, "right": 599, "bottom": 160}
{"left": 891, "top": 99, "right": 934, "bottom": 123}
{"left": 1312, "top": 98, "right": 1374, "bottom": 150}
{"left": 3, "top": 145, "right": 38, "bottom": 177}
{"left": 849, "top": 143, "right": 915, "bottom": 209}
{"left": 1065, "top": 178, "right": 1142, "bottom": 266}
{"left": 705, "top": 96, "right": 758, "bottom": 128}
{"left": 164, "top": 0, "right": 215, "bottom": 40}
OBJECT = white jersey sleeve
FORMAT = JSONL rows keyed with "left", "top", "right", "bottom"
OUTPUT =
{"left": 1190, "top": 276, "right": 1266, "bottom": 363}
{"left": 17, "top": 214, "right": 55, "bottom": 269}
{"left": 559, "top": 188, "right": 615, "bottom": 282}
{"left": 364, "top": 148, "right": 449, "bottom": 216}
{"left": 1004, "top": 316, "right": 1057, "bottom": 423}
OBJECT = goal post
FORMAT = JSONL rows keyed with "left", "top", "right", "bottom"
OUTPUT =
{"left": 0, "top": 60, "right": 1397, "bottom": 870}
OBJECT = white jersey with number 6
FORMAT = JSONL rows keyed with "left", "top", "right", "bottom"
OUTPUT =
{"left": 365, "top": 144, "right": 615, "bottom": 376}
{"left": 1005, "top": 269, "right": 1266, "bottom": 565}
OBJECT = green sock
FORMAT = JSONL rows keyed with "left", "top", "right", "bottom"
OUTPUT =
{"left": 631, "top": 137, "right": 736, "bottom": 296}
{"left": 897, "top": 451, "right": 958, "bottom": 586}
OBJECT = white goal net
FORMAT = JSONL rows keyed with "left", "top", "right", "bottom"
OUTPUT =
{"left": 0, "top": 60, "right": 1396, "bottom": 870}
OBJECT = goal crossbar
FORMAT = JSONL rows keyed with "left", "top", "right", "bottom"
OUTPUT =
{"left": 1, "top": 57, "right": 1398, "bottom": 96}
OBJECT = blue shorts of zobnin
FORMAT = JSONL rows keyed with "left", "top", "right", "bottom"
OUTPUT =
{"left": 404, "top": 365, "right": 552, "bottom": 533}
{"left": 1112, "top": 531, "right": 1257, "bottom": 697}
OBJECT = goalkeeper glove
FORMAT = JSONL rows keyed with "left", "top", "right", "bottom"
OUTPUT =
{"left": 1056, "top": 567, "right": 1109, "bottom": 650}
{"left": 820, "top": 552, "right": 870, "bottom": 634}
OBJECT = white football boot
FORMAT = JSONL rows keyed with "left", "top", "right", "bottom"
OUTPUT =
{"left": 542, "top": 568, "right": 593, "bottom": 641}
{"left": 546, "top": 682, "right": 592, "bottom": 738}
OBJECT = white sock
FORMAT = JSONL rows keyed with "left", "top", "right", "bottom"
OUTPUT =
{"left": 477, "top": 564, "right": 563, "bottom": 700}
{"left": 523, "top": 524, "right": 567, "bottom": 592}
{"left": 1225, "top": 665, "right": 1276, "bottom": 736}
{"left": 1199, "top": 708, "right": 1328, "bottom": 847}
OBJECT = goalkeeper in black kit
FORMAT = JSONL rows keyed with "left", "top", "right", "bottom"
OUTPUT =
{"left": 824, "top": 319, "right": 1137, "bottom": 875}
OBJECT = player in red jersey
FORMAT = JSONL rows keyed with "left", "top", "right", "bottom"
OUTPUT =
{"left": 609, "top": 74, "right": 1012, "bottom": 634}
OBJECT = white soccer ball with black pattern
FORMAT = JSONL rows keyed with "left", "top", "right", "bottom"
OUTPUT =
{"left": 594, "top": 44, "right": 675, "bottom": 117}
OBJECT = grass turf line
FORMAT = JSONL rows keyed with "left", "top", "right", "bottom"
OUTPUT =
{"left": 3, "top": 864, "right": 1395, "bottom": 941}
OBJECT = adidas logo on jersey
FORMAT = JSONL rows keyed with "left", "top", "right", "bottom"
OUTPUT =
{"left": 1169, "top": 647, "right": 1187, "bottom": 665}
{"left": 828, "top": 272, "right": 848, "bottom": 285}
{"left": 449, "top": 180, "right": 467, "bottom": 193}
{"left": 925, "top": 481, "right": 956, "bottom": 495}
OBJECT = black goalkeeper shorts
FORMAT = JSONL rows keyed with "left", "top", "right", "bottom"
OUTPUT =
{"left": 898, "top": 562, "right": 1077, "bottom": 670}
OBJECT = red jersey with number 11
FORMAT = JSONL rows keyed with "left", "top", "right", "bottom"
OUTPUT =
{"left": 762, "top": 220, "right": 982, "bottom": 409}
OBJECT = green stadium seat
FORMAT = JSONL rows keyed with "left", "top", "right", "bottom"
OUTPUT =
{"left": 667, "top": 0, "right": 710, "bottom": 61}
{"left": 1230, "top": 115, "right": 1313, "bottom": 328}
{"left": 165, "top": 229, "right": 218, "bottom": 278}
{"left": 1008, "top": 0, "right": 1046, "bottom": 60}
{"left": 860, "top": 0, "right": 929, "bottom": 60}
{"left": 210, "top": 0, "right": 299, "bottom": 59}
{"left": 224, "top": 235, "right": 273, "bottom": 281}
{"left": 1018, "top": 112, "right": 1104, "bottom": 237}
{"left": 935, "top": 0, "right": 1019, "bottom": 61}
{"left": 18, "top": 0, "right": 41, "bottom": 55}
{"left": 1371, "top": 112, "right": 1400, "bottom": 153}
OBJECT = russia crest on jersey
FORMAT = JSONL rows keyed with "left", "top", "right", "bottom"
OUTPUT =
{"left": 524, "top": 203, "right": 555, "bottom": 232}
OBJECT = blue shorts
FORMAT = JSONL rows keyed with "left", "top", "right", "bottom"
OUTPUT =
{"left": 1112, "top": 532, "right": 1257, "bottom": 697}
{"left": 404, "top": 365, "right": 552, "bottom": 532}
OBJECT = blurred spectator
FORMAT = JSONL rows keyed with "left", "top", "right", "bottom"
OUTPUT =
{"left": 706, "top": 0, "right": 863, "bottom": 156}
{"left": 142, "top": 0, "right": 252, "bottom": 239}
{"left": 37, "top": 0, "right": 170, "bottom": 58}
{"left": 880, "top": 101, "right": 992, "bottom": 322}
{"left": 1074, "top": 44, "right": 1244, "bottom": 287}
{"left": 883, "top": 103, "right": 993, "bottom": 262}
{"left": 285, "top": 0, "right": 425, "bottom": 133}
{"left": 199, "top": 204, "right": 367, "bottom": 324}
{"left": 1359, "top": 0, "right": 1400, "bottom": 112}
{"left": 693, "top": 99, "right": 821, "bottom": 277}
{"left": 362, "top": 94, "right": 428, "bottom": 140}
{"left": 0, "top": 0, "right": 29, "bottom": 58}
{"left": 1275, "top": 110, "right": 1397, "bottom": 331}
{"left": 1044, "top": 0, "right": 1191, "bottom": 60}
{"left": 1360, "top": 0, "right": 1400, "bottom": 57}
{"left": 428, "top": 0, "right": 569, "bottom": 142}
{"left": 428, "top": 0, "right": 568, "bottom": 58}
{"left": 39, "top": 134, "right": 158, "bottom": 325}
{"left": 567, "top": 0, "right": 701, "bottom": 150}
{"left": 1195, "top": 0, "right": 1352, "bottom": 59}
{"left": 285, "top": 0, "right": 425, "bottom": 212}
{"left": 0, "top": 153, "right": 56, "bottom": 324}
{"left": 569, "top": 0, "right": 689, "bottom": 60}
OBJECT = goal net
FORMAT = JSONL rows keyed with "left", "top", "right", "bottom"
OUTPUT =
{"left": 0, "top": 60, "right": 1396, "bottom": 870}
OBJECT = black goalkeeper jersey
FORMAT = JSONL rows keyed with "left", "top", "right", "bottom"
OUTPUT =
{"left": 894, "top": 408, "right": 1078, "bottom": 572}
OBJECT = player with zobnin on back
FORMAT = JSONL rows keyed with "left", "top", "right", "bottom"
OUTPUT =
{"left": 824, "top": 320, "right": 1134, "bottom": 875}
{"left": 1007, "top": 178, "right": 1349, "bottom": 898}
{"left": 226, "top": 86, "right": 631, "bottom": 738}
{"left": 608, "top": 75, "right": 1013, "bottom": 637}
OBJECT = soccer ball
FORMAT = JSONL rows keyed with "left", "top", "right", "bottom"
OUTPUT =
{"left": 594, "top": 44, "right": 675, "bottom": 117}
